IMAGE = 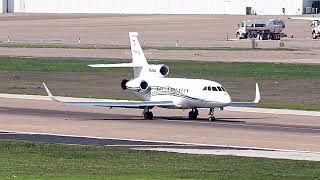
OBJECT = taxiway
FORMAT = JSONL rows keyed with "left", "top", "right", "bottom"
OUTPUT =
{"left": 0, "top": 95, "right": 319, "bottom": 153}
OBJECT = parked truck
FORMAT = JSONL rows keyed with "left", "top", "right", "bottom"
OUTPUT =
{"left": 236, "top": 19, "right": 286, "bottom": 40}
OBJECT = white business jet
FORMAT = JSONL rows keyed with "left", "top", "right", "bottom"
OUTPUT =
{"left": 43, "top": 32, "right": 260, "bottom": 121}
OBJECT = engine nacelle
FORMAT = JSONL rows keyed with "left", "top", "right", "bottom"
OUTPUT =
{"left": 121, "top": 79, "right": 128, "bottom": 90}
{"left": 147, "top": 65, "right": 169, "bottom": 77}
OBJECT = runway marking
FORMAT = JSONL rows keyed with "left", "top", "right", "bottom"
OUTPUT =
{"left": 1, "top": 129, "right": 320, "bottom": 155}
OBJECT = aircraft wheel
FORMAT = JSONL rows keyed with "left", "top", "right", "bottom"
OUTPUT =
{"left": 312, "top": 32, "right": 318, "bottom": 39}
{"left": 188, "top": 111, "right": 198, "bottom": 120}
{"left": 144, "top": 112, "right": 153, "bottom": 120}
{"left": 208, "top": 116, "right": 216, "bottom": 122}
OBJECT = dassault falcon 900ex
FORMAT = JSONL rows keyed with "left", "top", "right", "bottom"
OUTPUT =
{"left": 43, "top": 32, "right": 260, "bottom": 121}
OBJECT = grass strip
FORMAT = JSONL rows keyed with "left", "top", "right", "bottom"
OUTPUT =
{"left": 0, "top": 139, "right": 319, "bottom": 179}
{"left": 0, "top": 57, "right": 319, "bottom": 80}
{"left": 258, "top": 103, "right": 320, "bottom": 111}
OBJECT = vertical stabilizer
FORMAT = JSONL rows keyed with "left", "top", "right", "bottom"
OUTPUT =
{"left": 129, "top": 32, "right": 148, "bottom": 67}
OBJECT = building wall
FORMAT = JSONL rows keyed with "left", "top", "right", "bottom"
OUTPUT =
{"left": 0, "top": 0, "right": 7, "bottom": 13}
{"left": 254, "top": 0, "right": 303, "bottom": 15}
{"left": 3, "top": 0, "right": 308, "bottom": 15}
{"left": 7, "top": 0, "right": 249, "bottom": 14}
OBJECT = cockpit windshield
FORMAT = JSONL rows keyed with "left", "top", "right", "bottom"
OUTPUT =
{"left": 203, "top": 86, "right": 226, "bottom": 92}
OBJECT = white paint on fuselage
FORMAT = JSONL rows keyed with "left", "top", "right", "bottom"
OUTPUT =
{"left": 127, "top": 77, "right": 232, "bottom": 109}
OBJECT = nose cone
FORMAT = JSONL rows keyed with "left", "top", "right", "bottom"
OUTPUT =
{"left": 224, "top": 94, "right": 232, "bottom": 105}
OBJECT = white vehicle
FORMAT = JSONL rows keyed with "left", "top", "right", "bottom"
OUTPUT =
{"left": 289, "top": 16, "right": 320, "bottom": 39}
{"left": 43, "top": 32, "right": 260, "bottom": 121}
{"left": 236, "top": 19, "right": 285, "bottom": 40}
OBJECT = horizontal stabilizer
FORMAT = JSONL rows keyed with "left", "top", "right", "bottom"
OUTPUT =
{"left": 88, "top": 63, "right": 142, "bottom": 68}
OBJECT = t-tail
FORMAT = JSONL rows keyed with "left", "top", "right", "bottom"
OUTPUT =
{"left": 88, "top": 32, "right": 148, "bottom": 77}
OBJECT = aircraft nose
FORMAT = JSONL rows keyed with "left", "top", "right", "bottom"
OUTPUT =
{"left": 224, "top": 94, "right": 232, "bottom": 105}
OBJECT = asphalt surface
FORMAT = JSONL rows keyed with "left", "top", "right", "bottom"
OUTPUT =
{"left": 0, "top": 97, "right": 320, "bottom": 152}
{"left": 0, "top": 14, "right": 320, "bottom": 64}
{"left": 0, "top": 130, "right": 275, "bottom": 151}
{"left": 0, "top": 131, "right": 180, "bottom": 146}
{"left": 1, "top": 106, "right": 320, "bottom": 135}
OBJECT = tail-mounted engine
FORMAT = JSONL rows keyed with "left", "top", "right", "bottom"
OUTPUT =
{"left": 121, "top": 79, "right": 128, "bottom": 90}
{"left": 122, "top": 79, "right": 150, "bottom": 92}
{"left": 147, "top": 65, "right": 169, "bottom": 77}
{"left": 140, "top": 80, "right": 149, "bottom": 91}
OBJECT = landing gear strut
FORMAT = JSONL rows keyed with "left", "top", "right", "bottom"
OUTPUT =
{"left": 188, "top": 108, "right": 198, "bottom": 120}
{"left": 143, "top": 107, "right": 153, "bottom": 120}
{"left": 208, "top": 108, "right": 216, "bottom": 122}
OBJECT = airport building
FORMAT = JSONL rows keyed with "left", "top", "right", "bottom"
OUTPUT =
{"left": 0, "top": 0, "right": 319, "bottom": 15}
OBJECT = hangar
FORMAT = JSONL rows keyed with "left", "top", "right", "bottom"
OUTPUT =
{"left": 0, "top": 0, "right": 319, "bottom": 15}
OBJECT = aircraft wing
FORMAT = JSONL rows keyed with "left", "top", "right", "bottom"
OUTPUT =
{"left": 230, "top": 83, "right": 261, "bottom": 107}
{"left": 42, "top": 83, "right": 175, "bottom": 108}
{"left": 289, "top": 17, "right": 320, "bottom": 21}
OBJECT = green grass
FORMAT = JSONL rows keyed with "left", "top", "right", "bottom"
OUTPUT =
{"left": 0, "top": 57, "right": 319, "bottom": 80}
{"left": 0, "top": 139, "right": 319, "bottom": 180}
{"left": 0, "top": 56, "right": 319, "bottom": 111}
{"left": 164, "top": 60, "right": 320, "bottom": 80}
{"left": 0, "top": 42, "right": 297, "bottom": 51}
{"left": 258, "top": 103, "right": 320, "bottom": 111}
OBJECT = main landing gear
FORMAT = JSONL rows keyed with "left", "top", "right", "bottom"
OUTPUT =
{"left": 188, "top": 108, "right": 216, "bottom": 121}
{"left": 143, "top": 107, "right": 153, "bottom": 120}
{"left": 188, "top": 108, "right": 198, "bottom": 120}
{"left": 142, "top": 107, "right": 216, "bottom": 121}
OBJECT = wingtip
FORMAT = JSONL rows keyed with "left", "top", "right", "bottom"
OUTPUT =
{"left": 129, "top": 32, "right": 139, "bottom": 37}
{"left": 254, "top": 83, "right": 261, "bottom": 103}
{"left": 88, "top": 64, "right": 101, "bottom": 67}
{"left": 42, "top": 82, "right": 54, "bottom": 99}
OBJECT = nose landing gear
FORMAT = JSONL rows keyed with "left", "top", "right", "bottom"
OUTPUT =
{"left": 208, "top": 108, "right": 216, "bottom": 122}
{"left": 188, "top": 108, "right": 216, "bottom": 121}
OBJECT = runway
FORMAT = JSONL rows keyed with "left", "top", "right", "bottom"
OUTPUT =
{"left": 0, "top": 95, "right": 320, "bottom": 153}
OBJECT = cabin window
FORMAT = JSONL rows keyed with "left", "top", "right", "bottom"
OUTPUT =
{"left": 203, "top": 87, "right": 207, "bottom": 91}
{"left": 212, "top": 87, "right": 218, "bottom": 91}
{"left": 217, "top": 87, "right": 222, "bottom": 91}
